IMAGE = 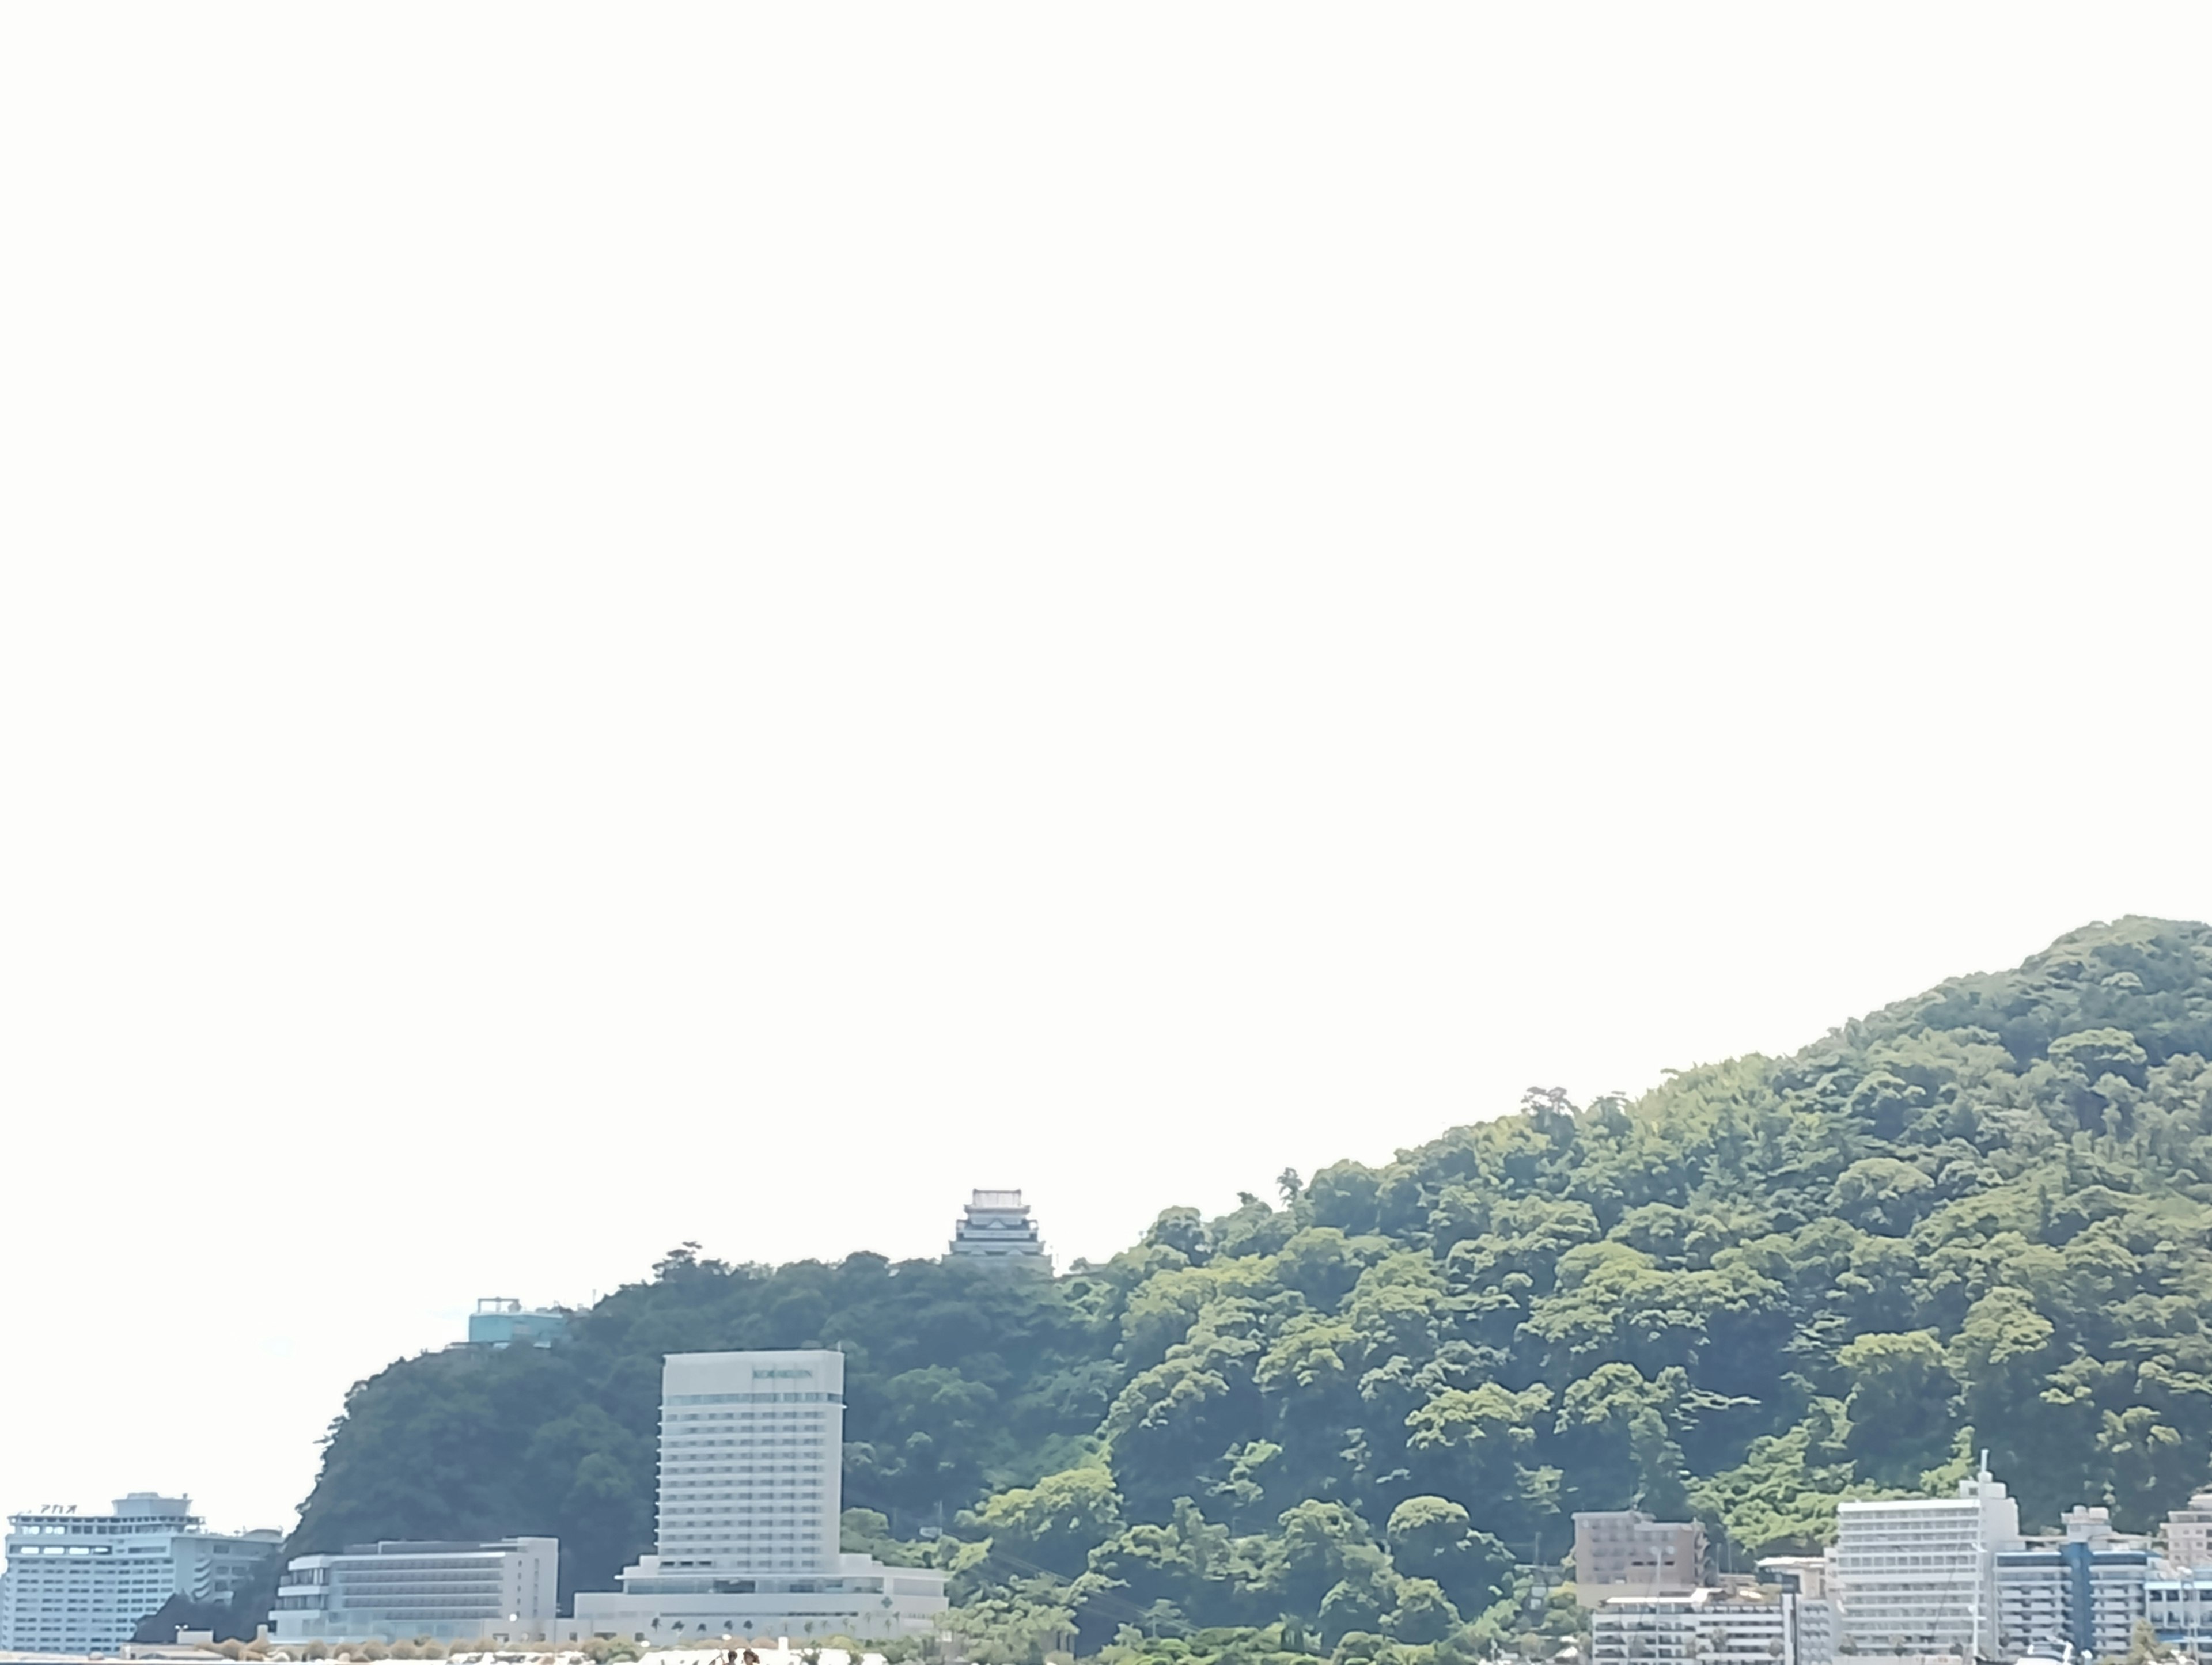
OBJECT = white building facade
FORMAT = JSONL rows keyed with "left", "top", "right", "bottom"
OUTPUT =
{"left": 2143, "top": 1493, "right": 2212, "bottom": 1656}
{"left": 2169, "top": 1495, "right": 2212, "bottom": 1573}
{"left": 269, "top": 1537, "right": 558, "bottom": 1644}
{"left": 1832, "top": 1469, "right": 2019, "bottom": 1662}
{"left": 1591, "top": 1590, "right": 1788, "bottom": 1665}
{"left": 0, "top": 1495, "right": 282, "bottom": 1655}
{"left": 2147, "top": 1575, "right": 2212, "bottom": 1655}
{"left": 1758, "top": 1557, "right": 1835, "bottom": 1665}
{"left": 565, "top": 1351, "right": 946, "bottom": 1643}
{"left": 656, "top": 1349, "right": 843, "bottom": 1574}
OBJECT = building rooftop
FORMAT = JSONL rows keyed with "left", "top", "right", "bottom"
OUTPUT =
{"left": 948, "top": 1190, "right": 1050, "bottom": 1265}
{"left": 8, "top": 1496, "right": 204, "bottom": 1529}
{"left": 465, "top": 1299, "right": 569, "bottom": 1349}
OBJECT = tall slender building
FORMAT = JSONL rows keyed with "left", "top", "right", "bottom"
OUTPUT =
{"left": 567, "top": 1351, "right": 946, "bottom": 1643}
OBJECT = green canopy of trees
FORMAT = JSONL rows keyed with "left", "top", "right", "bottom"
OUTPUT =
{"left": 293, "top": 916, "right": 2212, "bottom": 1660}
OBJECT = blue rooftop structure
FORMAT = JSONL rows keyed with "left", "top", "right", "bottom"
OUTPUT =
{"left": 467, "top": 1298, "right": 569, "bottom": 1348}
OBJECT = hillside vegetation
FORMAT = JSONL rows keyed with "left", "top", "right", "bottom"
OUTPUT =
{"left": 294, "top": 917, "right": 2212, "bottom": 1660}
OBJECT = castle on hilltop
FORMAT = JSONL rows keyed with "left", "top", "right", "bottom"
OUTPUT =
{"left": 946, "top": 1188, "right": 1049, "bottom": 1268}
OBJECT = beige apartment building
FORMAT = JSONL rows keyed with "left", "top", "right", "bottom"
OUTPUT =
{"left": 1575, "top": 1510, "right": 1710, "bottom": 1607}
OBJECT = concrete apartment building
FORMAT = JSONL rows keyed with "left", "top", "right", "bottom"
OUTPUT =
{"left": 1758, "top": 1556, "right": 1836, "bottom": 1665}
{"left": 0, "top": 1495, "right": 282, "bottom": 1656}
{"left": 1995, "top": 1505, "right": 2152, "bottom": 1662}
{"left": 1831, "top": 1469, "right": 2018, "bottom": 1662}
{"left": 1591, "top": 1588, "right": 1788, "bottom": 1665}
{"left": 269, "top": 1537, "right": 558, "bottom": 1644}
{"left": 2143, "top": 1492, "right": 2212, "bottom": 1655}
{"left": 1589, "top": 1467, "right": 2212, "bottom": 1665}
{"left": 2147, "top": 1575, "right": 2212, "bottom": 1655}
{"left": 564, "top": 1350, "right": 946, "bottom": 1642}
{"left": 2168, "top": 1493, "right": 2212, "bottom": 1572}
{"left": 1574, "top": 1511, "right": 1709, "bottom": 1606}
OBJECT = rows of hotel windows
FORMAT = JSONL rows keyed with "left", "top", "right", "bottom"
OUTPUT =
{"left": 664, "top": 1512, "right": 831, "bottom": 1530}
{"left": 663, "top": 1482, "right": 831, "bottom": 1495}
{"left": 665, "top": 1421, "right": 832, "bottom": 1440}
{"left": 664, "top": 1392, "right": 842, "bottom": 1405}
{"left": 660, "top": 1394, "right": 836, "bottom": 1571}
{"left": 661, "top": 1400, "right": 834, "bottom": 1541}
{"left": 285, "top": 1564, "right": 509, "bottom": 1584}
{"left": 274, "top": 1600, "right": 506, "bottom": 1614}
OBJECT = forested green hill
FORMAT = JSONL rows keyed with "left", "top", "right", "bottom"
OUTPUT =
{"left": 294, "top": 917, "right": 2212, "bottom": 1660}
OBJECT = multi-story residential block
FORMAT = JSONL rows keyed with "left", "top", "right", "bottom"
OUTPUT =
{"left": 1591, "top": 1588, "right": 1787, "bottom": 1665}
{"left": 1574, "top": 1511, "right": 1709, "bottom": 1607}
{"left": 1758, "top": 1556, "right": 1835, "bottom": 1665}
{"left": 269, "top": 1537, "right": 558, "bottom": 1644}
{"left": 2168, "top": 1493, "right": 2212, "bottom": 1572}
{"left": 0, "top": 1495, "right": 282, "bottom": 1656}
{"left": 564, "top": 1350, "right": 946, "bottom": 1642}
{"left": 1831, "top": 1466, "right": 2019, "bottom": 1662}
{"left": 1995, "top": 1505, "right": 2152, "bottom": 1662}
{"left": 946, "top": 1190, "right": 1048, "bottom": 1265}
{"left": 2146, "top": 1573, "right": 2212, "bottom": 1653}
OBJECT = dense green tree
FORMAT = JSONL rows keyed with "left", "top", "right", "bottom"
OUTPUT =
{"left": 1383, "top": 1497, "right": 1508, "bottom": 1615}
{"left": 1838, "top": 1330, "right": 1954, "bottom": 1485}
{"left": 973, "top": 1466, "right": 1126, "bottom": 1580}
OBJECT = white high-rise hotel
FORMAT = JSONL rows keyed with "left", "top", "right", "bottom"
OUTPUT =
{"left": 657, "top": 1350, "right": 844, "bottom": 1573}
{"left": 566, "top": 1351, "right": 946, "bottom": 1642}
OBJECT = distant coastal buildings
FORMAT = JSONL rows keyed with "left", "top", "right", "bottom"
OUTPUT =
{"left": 945, "top": 1189, "right": 1048, "bottom": 1268}
{"left": 0, "top": 1495, "right": 281, "bottom": 1655}
{"left": 1585, "top": 1470, "right": 2212, "bottom": 1665}
{"left": 19, "top": 1399, "right": 2212, "bottom": 1659}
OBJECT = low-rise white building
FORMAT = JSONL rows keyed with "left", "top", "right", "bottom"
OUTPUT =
{"left": 0, "top": 1495, "right": 282, "bottom": 1656}
{"left": 270, "top": 1537, "right": 558, "bottom": 1644}
{"left": 1590, "top": 1589, "right": 1787, "bottom": 1665}
{"left": 565, "top": 1558, "right": 950, "bottom": 1645}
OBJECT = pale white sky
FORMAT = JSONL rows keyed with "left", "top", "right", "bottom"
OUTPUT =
{"left": 1, "top": 6, "right": 2207, "bottom": 1537}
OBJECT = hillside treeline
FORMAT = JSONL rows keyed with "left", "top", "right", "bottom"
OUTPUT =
{"left": 293, "top": 917, "right": 2212, "bottom": 1660}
